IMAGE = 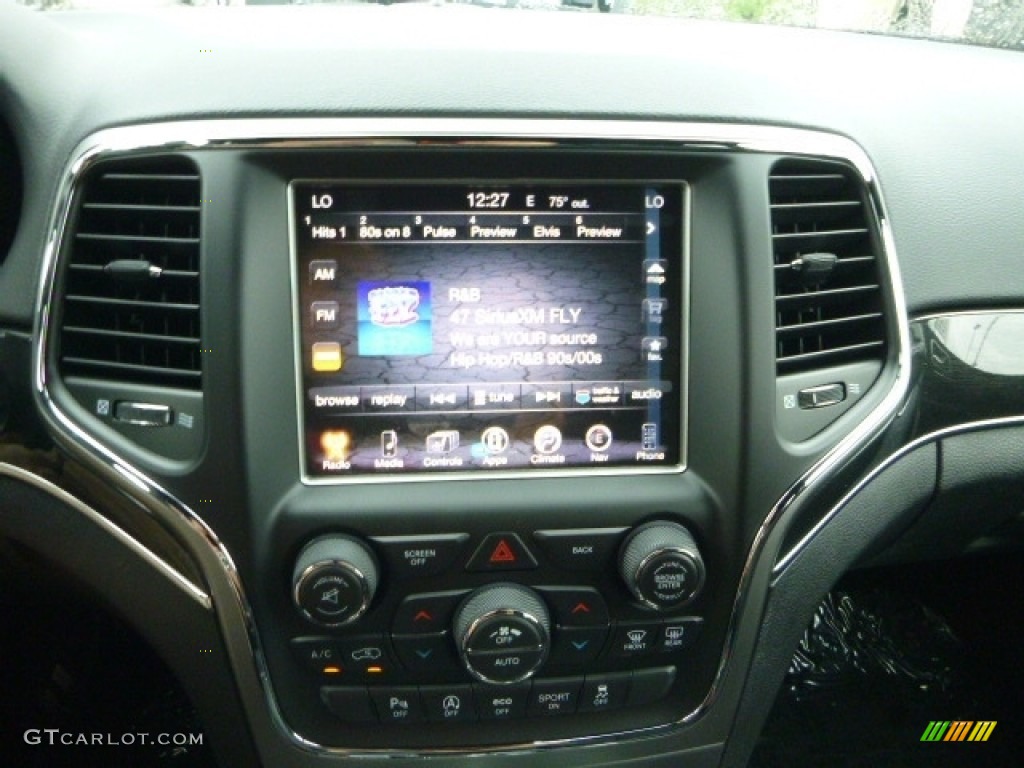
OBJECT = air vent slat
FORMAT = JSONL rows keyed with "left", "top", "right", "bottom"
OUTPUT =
{"left": 771, "top": 158, "right": 887, "bottom": 376}
{"left": 65, "top": 295, "right": 200, "bottom": 312}
{"left": 62, "top": 357, "right": 203, "bottom": 381}
{"left": 58, "top": 156, "right": 202, "bottom": 390}
{"left": 82, "top": 203, "right": 201, "bottom": 213}
{"left": 75, "top": 233, "right": 200, "bottom": 245}
{"left": 63, "top": 326, "right": 201, "bottom": 345}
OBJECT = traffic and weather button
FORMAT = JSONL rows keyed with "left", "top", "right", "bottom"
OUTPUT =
{"left": 466, "top": 533, "right": 538, "bottom": 572}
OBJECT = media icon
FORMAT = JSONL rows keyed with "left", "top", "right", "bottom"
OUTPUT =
{"left": 426, "top": 430, "right": 460, "bottom": 454}
{"left": 533, "top": 425, "right": 562, "bottom": 455}
{"left": 481, "top": 426, "right": 510, "bottom": 455}
{"left": 585, "top": 424, "right": 613, "bottom": 452}
{"left": 381, "top": 430, "right": 399, "bottom": 458}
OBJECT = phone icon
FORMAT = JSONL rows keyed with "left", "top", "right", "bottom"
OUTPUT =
{"left": 381, "top": 430, "right": 399, "bottom": 458}
{"left": 641, "top": 422, "right": 658, "bottom": 451}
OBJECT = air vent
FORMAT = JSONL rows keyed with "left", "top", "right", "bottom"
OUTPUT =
{"left": 770, "top": 158, "right": 887, "bottom": 376}
{"left": 58, "top": 156, "right": 201, "bottom": 389}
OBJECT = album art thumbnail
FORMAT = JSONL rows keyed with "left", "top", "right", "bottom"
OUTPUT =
{"left": 357, "top": 281, "right": 433, "bottom": 356}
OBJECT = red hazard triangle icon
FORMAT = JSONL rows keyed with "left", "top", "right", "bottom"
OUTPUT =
{"left": 489, "top": 539, "right": 518, "bottom": 564}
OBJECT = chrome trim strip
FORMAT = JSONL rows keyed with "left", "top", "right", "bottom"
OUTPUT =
{"left": 32, "top": 118, "right": 909, "bottom": 759}
{"left": 0, "top": 462, "right": 211, "bottom": 610}
{"left": 772, "top": 412, "right": 1024, "bottom": 576}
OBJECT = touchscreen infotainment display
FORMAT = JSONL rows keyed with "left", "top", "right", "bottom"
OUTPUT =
{"left": 291, "top": 182, "right": 685, "bottom": 478}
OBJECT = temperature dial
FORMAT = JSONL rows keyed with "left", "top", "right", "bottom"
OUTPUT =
{"left": 454, "top": 583, "right": 551, "bottom": 685}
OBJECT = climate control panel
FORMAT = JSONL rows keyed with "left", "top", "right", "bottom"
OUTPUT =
{"left": 286, "top": 521, "right": 707, "bottom": 726}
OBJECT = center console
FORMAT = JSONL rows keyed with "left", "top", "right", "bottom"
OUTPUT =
{"left": 41, "top": 119, "right": 898, "bottom": 760}
{"left": 239, "top": 143, "right": 742, "bottom": 751}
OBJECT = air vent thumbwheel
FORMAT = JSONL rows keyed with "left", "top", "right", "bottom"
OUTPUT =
{"left": 619, "top": 521, "right": 705, "bottom": 611}
{"left": 292, "top": 535, "right": 379, "bottom": 627}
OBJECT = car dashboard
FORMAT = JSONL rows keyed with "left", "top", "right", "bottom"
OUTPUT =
{"left": 1, "top": 5, "right": 1023, "bottom": 767}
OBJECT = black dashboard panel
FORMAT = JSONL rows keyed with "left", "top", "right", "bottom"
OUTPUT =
{"left": 1, "top": 4, "right": 1023, "bottom": 768}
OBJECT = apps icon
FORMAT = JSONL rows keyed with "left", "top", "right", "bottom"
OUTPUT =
{"left": 533, "top": 425, "right": 562, "bottom": 455}
{"left": 585, "top": 424, "right": 613, "bottom": 452}
{"left": 481, "top": 426, "right": 510, "bottom": 455}
{"left": 426, "top": 430, "right": 460, "bottom": 454}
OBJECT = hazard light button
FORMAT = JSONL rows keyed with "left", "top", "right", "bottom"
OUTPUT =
{"left": 466, "top": 533, "right": 538, "bottom": 572}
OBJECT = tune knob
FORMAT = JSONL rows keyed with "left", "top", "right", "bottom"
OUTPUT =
{"left": 292, "top": 535, "right": 379, "bottom": 627}
{"left": 454, "top": 583, "right": 551, "bottom": 685}
{"left": 619, "top": 521, "right": 705, "bottom": 610}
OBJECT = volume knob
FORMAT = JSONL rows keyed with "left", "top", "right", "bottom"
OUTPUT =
{"left": 292, "top": 535, "right": 379, "bottom": 627}
{"left": 619, "top": 521, "right": 705, "bottom": 610}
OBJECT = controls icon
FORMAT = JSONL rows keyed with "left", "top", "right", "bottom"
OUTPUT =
{"left": 585, "top": 424, "right": 613, "bottom": 452}
{"left": 481, "top": 426, "right": 510, "bottom": 455}
{"left": 533, "top": 425, "right": 562, "bottom": 455}
{"left": 426, "top": 430, "right": 460, "bottom": 454}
